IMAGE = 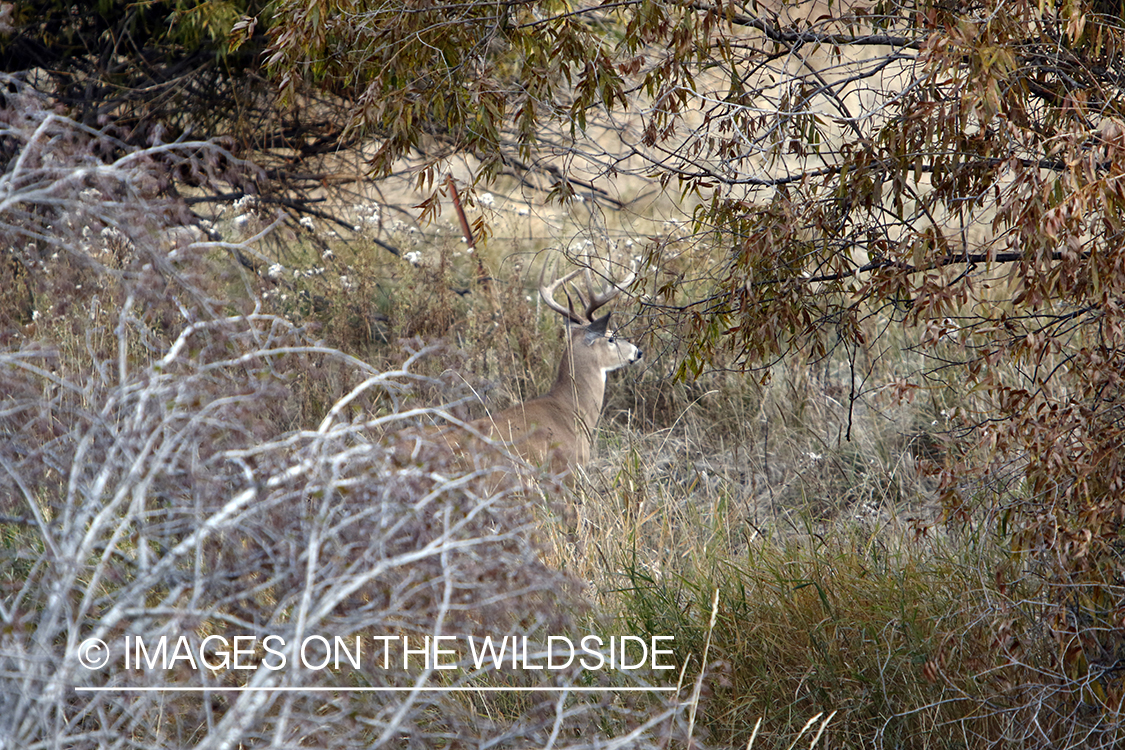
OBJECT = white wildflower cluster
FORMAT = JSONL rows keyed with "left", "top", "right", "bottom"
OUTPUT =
{"left": 339, "top": 275, "right": 356, "bottom": 292}
{"left": 353, "top": 202, "right": 381, "bottom": 231}
{"left": 78, "top": 188, "right": 104, "bottom": 203}
{"left": 404, "top": 250, "right": 423, "bottom": 266}
{"left": 233, "top": 194, "right": 261, "bottom": 213}
{"left": 299, "top": 216, "right": 316, "bottom": 230}
{"left": 568, "top": 238, "right": 595, "bottom": 254}
{"left": 404, "top": 224, "right": 427, "bottom": 249}
{"left": 100, "top": 225, "right": 134, "bottom": 257}
{"left": 232, "top": 194, "right": 262, "bottom": 231}
{"left": 260, "top": 261, "right": 324, "bottom": 301}
{"left": 470, "top": 191, "right": 538, "bottom": 217}
{"left": 604, "top": 238, "right": 641, "bottom": 264}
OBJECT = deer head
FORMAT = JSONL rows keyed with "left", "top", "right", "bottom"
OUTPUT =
{"left": 539, "top": 264, "right": 641, "bottom": 396}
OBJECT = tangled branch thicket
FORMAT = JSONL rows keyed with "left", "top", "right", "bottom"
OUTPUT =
{"left": 0, "top": 81, "right": 685, "bottom": 749}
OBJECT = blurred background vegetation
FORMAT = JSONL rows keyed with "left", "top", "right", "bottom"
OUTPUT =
{"left": 3, "top": 0, "right": 1125, "bottom": 748}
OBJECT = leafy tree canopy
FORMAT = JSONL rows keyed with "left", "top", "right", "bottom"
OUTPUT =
{"left": 1, "top": 1, "right": 272, "bottom": 143}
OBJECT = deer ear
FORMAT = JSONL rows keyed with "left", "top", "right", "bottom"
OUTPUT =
{"left": 586, "top": 312, "right": 611, "bottom": 338}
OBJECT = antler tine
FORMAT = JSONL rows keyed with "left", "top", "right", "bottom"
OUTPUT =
{"left": 581, "top": 265, "right": 637, "bottom": 321}
{"left": 539, "top": 264, "right": 586, "bottom": 325}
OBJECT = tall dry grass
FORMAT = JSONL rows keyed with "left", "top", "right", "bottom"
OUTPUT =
{"left": 4, "top": 83, "right": 1121, "bottom": 749}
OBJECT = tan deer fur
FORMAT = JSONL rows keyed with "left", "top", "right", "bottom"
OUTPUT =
{"left": 471, "top": 266, "right": 642, "bottom": 471}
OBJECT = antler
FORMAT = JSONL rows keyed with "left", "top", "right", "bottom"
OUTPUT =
{"left": 539, "top": 266, "right": 586, "bottom": 325}
{"left": 580, "top": 266, "right": 636, "bottom": 321}
{"left": 540, "top": 262, "right": 636, "bottom": 324}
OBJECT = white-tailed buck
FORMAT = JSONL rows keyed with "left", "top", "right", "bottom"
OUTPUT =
{"left": 470, "top": 264, "right": 642, "bottom": 471}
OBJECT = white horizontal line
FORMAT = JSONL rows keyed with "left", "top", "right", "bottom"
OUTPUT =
{"left": 76, "top": 686, "right": 677, "bottom": 693}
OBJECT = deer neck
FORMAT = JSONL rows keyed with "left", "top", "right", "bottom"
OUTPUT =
{"left": 547, "top": 345, "right": 606, "bottom": 438}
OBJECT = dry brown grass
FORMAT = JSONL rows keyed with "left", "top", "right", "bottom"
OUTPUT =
{"left": 3, "top": 107, "right": 1110, "bottom": 748}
